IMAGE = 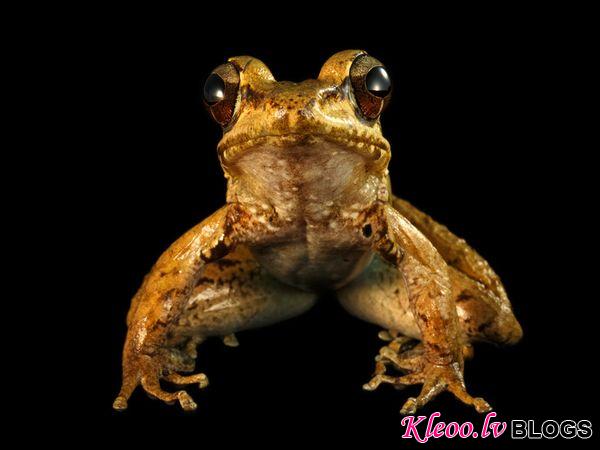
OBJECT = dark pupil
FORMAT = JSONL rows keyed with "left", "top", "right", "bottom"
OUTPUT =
{"left": 365, "top": 66, "right": 391, "bottom": 98}
{"left": 204, "top": 73, "right": 225, "bottom": 105}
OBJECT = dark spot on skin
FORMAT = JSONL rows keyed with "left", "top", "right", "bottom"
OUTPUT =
{"left": 163, "top": 288, "right": 182, "bottom": 301}
{"left": 394, "top": 288, "right": 400, "bottom": 295}
{"left": 241, "top": 86, "right": 266, "bottom": 106}
{"left": 186, "top": 303, "right": 199, "bottom": 311}
{"left": 195, "top": 276, "right": 214, "bottom": 287}
{"left": 215, "top": 258, "right": 240, "bottom": 268}
{"left": 455, "top": 292, "right": 473, "bottom": 303}
{"left": 202, "top": 240, "right": 229, "bottom": 263}
{"left": 478, "top": 321, "right": 493, "bottom": 333}
{"left": 362, "top": 223, "right": 373, "bottom": 238}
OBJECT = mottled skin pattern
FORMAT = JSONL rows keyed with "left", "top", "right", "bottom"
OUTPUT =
{"left": 114, "top": 50, "right": 522, "bottom": 414}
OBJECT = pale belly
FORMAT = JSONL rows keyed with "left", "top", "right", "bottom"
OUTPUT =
{"left": 250, "top": 238, "right": 374, "bottom": 292}
{"left": 232, "top": 142, "right": 386, "bottom": 291}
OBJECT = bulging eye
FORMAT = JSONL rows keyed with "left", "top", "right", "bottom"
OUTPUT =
{"left": 203, "top": 73, "right": 225, "bottom": 105}
{"left": 349, "top": 55, "right": 392, "bottom": 120}
{"left": 365, "top": 66, "right": 391, "bottom": 98}
{"left": 203, "top": 62, "right": 240, "bottom": 126}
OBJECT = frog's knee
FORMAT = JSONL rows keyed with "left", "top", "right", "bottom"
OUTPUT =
{"left": 497, "top": 312, "right": 523, "bottom": 345}
{"left": 457, "top": 297, "right": 523, "bottom": 346}
{"left": 477, "top": 310, "right": 523, "bottom": 346}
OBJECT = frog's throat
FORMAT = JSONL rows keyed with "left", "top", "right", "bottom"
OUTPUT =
{"left": 217, "top": 133, "right": 391, "bottom": 174}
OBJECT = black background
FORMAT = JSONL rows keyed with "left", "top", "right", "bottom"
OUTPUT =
{"left": 46, "top": 8, "right": 596, "bottom": 448}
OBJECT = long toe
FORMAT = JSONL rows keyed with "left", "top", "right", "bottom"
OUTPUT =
{"left": 112, "top": 396, "right": 128, "bottom": 411}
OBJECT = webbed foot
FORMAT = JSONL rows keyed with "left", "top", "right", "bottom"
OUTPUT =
{"left": 113, "top": 351, "right": 208, "bottom": 412}
{"left": 363, "top": 330, "right": 490, "bottom": 414}
{"left": 393, "top": 362, "right": 491, "bottom": 414}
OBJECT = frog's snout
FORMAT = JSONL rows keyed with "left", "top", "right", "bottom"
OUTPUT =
{"left": 256, "top": 81, "right": 340, "bottom": 131}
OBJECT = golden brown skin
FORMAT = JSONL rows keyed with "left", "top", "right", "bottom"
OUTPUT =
{"left": 114, "top": 50, "right": 522, "bottom": 414}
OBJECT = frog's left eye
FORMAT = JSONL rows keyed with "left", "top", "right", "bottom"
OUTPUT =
{"left": 349, "top": 55, "right": 392, "bottom": 120}
{"left": 203, "top": 62, "right": 240, "bottom": 126}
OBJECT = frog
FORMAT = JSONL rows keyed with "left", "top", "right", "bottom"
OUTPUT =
{"left": 113, "top": 50, "right": 522, "bottom": 415}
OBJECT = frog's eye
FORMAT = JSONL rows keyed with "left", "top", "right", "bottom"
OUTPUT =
{"left": 365, "top": 67, "right": 392, "bottom": 98}
{"left": 204, "top": 74, "right": 225, "bottom": 105}
{"left": 203, "top": 62, "right": 240, "bottom": 126}
{"left": 349, "top": 55, "right": 392, "bottom": 120}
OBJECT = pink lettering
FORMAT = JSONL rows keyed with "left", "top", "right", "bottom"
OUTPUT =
{"left": 401, "top": 415, "right": 428, "bottom": 443}
{"left": 424, "top": 412, "right": 442, "bottom": 438}
{"left": 432, "top": 421, "right": 446, "bottom": 438}
{"left": 400, "top": 411, "right": 506, "bottom": 442}
{"left": 491, "top": 420, "right": 507, "bottom": 438}
{"left": 445, "top": 422, "right": 459, "bottom": 438}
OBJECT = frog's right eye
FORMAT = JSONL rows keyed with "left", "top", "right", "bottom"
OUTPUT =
{"left": 203, "top": 62, "right": 240, "bottom": 126}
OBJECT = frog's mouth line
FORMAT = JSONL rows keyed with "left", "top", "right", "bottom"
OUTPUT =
{"left": 218, "top": 133, "right": 390, "bottom": 169}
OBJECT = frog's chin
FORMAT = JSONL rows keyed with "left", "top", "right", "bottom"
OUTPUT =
{"left": 224, "top": 140, "right": 383, "bottom": 204}
{"left": 218, "top": 133, "right": 390, "bottom": 172}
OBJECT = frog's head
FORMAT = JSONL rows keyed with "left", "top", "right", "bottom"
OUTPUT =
{"left": 203, "top": 50, "right": 392, "bottom": 178}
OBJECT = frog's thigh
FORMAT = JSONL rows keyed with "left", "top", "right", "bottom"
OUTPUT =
{"left": 337, "top": 255, "right": 421, "bottom": 340}
{"left": 337, "top": 256, "right": 522, "bottom": 345}
{"left": 172, "top": 246, "right": 317, "bottom": 339}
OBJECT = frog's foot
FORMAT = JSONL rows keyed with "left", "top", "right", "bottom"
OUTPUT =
{"left": 394, "top": 362, "right": 491, "bottom": 414}
{"left": 364, "top": 335, "right": 475, "bottom": 391}
{"left": 363, "top": 334, "right": 422, "bottom": 391}
{"left": 164, "top": 372, "right": 209, "bottom": 388}
{"left": 363, "top": 333, "right": 486, "bottom": 413}
{"left": 112, "top": 353, "right": 208, "bottom": 412}
{"left": 364, "top": 357, "right": 491, "bottom": 414}
{"left": 222, "top": 333, "right": 239, "bottom": 347}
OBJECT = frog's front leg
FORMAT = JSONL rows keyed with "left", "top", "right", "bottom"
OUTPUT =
{"left": 112, "top": 203, "right": 295, "bottom": 411}
{"left": 351, "top": 204, "right": 491, "bottom": 414}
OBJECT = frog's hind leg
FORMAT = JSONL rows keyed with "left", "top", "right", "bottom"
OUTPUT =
{"left": 114, "top": 245, "right": 317, "bottom": 411}
{"left": 337, "top": 253, "right": 519, "bottom": 412}
{"left": 391, "top": 195, "right": 523, "bottom": 345}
